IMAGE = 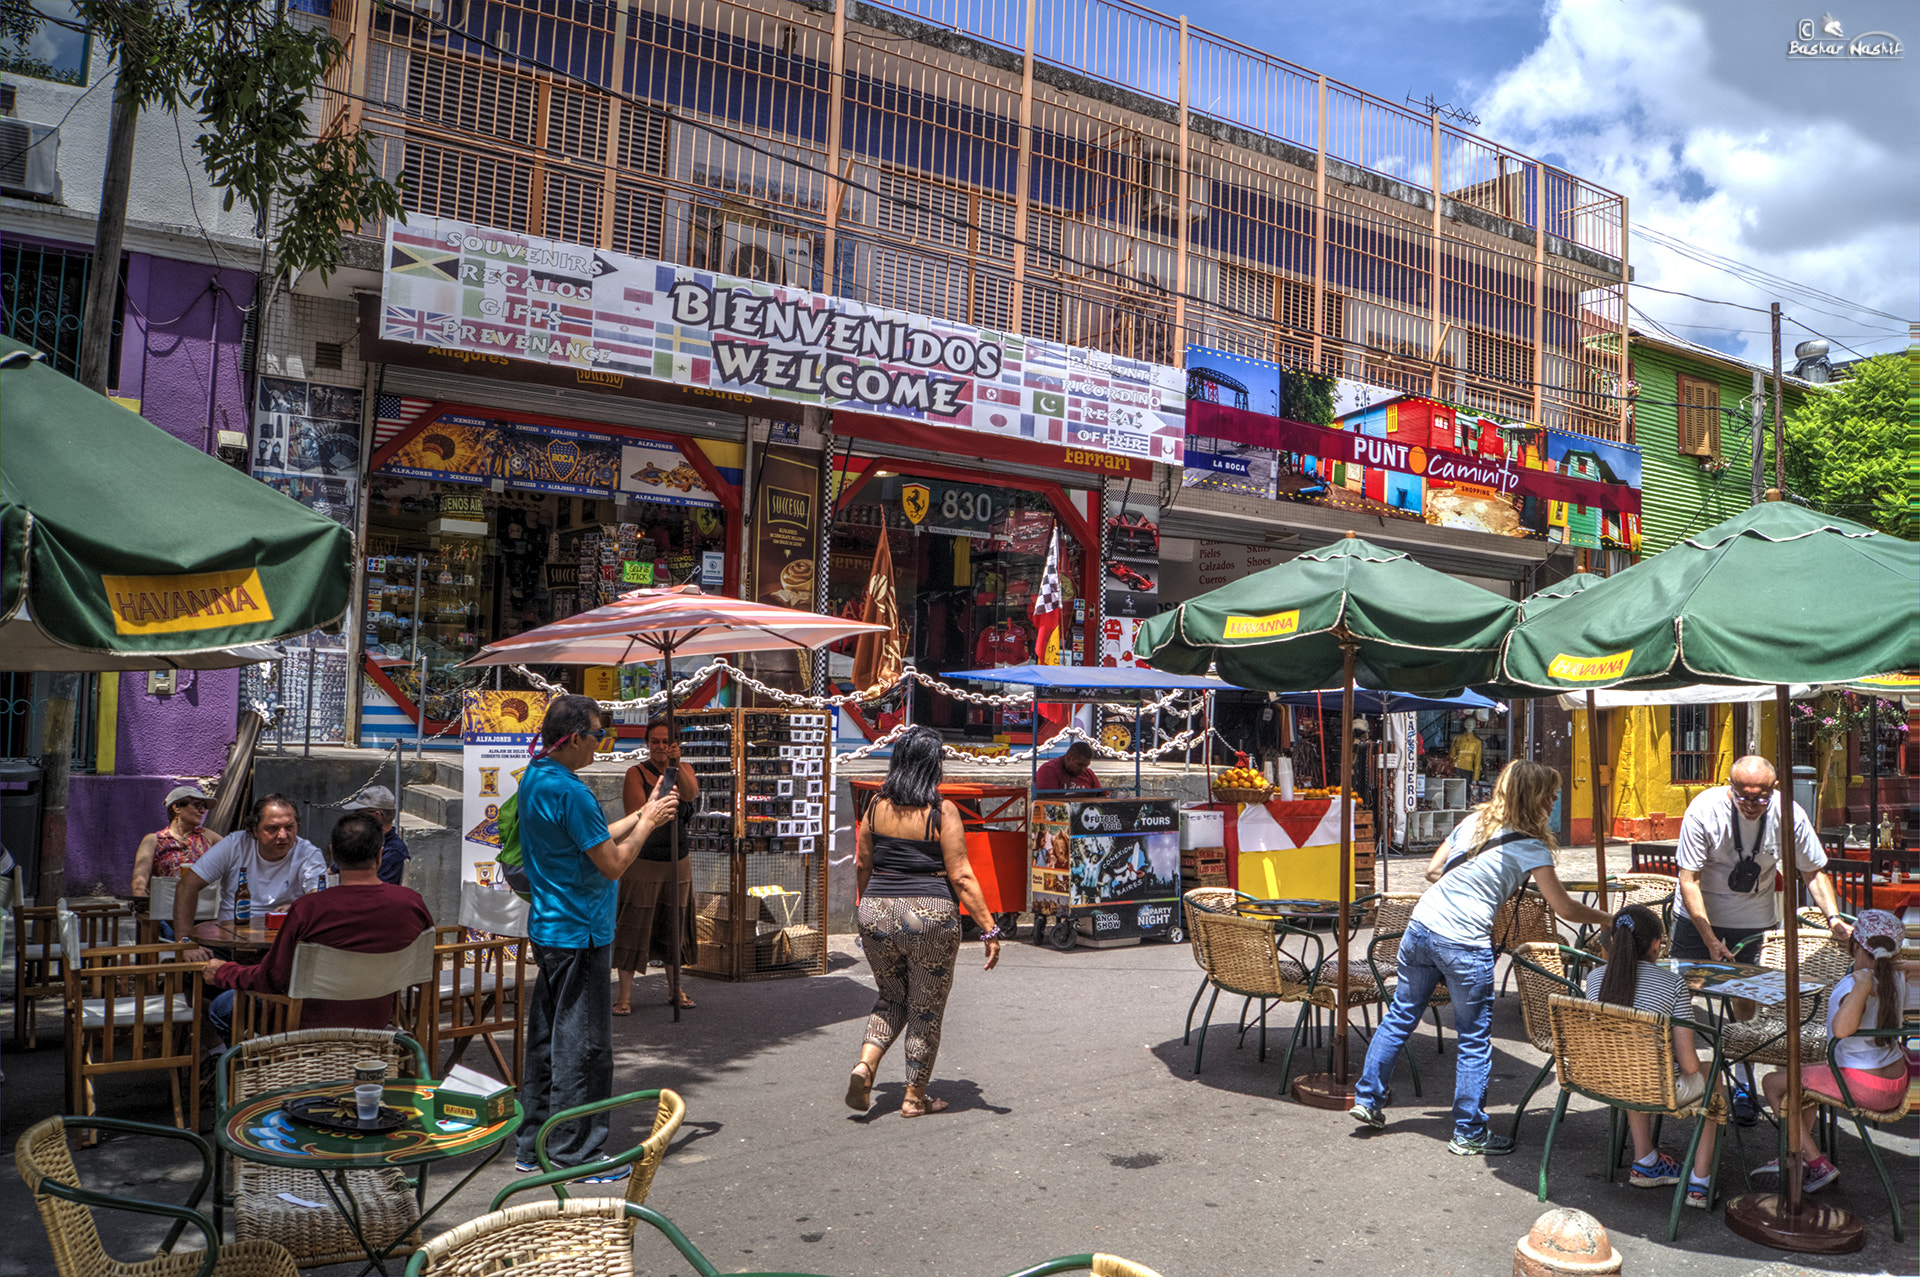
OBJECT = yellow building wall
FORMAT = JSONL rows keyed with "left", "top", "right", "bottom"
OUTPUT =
{"left": 1566, "top": 701, "right": 1781, "bottom": 837}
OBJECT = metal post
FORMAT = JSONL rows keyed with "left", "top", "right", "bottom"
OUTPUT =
{"left": 416, "top": 654, "right": 427, "bottom": 759}
{"left": 303, "top": 648, "right": 316, "bottom": 756}
{"left": 1589, "top": 690, "right": 1608, "bottom": 911}
{"left": 1134, "top": 706, "right": 1142, "bottom": 796}
{"left": 1172, "top": 16, "right": 1189, "bottom": 348}
{"left": 1291, "top": 639, "right": 1359, "bottom": 1108}
{"left": 1867, "top": 698, "right": 1880, "bottom": 858}
{"left": 1428, "top": 110, "right": 1443, "bottom": 399}
{"left": 1311, "top": 74, "right": 1327, "bottom": 371}
{"left": 1771, "top": 303, "right": 1786, "bottom": 489}
{"left": 820, "top": 0, "right": 849, "bottom": 284}
{"left": 274, "top": 657, "right": 288, "bottom": 752}
{"left": 1009, "top": 0, "right": 1036, "bottom": 334}
{"left": 1750, "top": 368, "right": 1765, "bottom": 505}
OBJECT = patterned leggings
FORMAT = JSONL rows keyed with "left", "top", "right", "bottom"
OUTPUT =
{"left": 858, "top": 895, "right": 962, "bottom": 1087}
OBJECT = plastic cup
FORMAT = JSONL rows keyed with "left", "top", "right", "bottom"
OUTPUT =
{"left": 354, "top": 1084, "right": 383, "bottom": 1124}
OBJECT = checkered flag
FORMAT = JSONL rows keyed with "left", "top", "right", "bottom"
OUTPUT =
{"left": 1029, "top": 529, "right": 1063, "bottom": 666}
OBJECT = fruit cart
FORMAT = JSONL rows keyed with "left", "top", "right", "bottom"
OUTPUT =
{"left": 948, "top": 665, "right": 1237, "bottom": 950}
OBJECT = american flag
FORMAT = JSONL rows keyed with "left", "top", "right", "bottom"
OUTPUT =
{"left": 375, "top": 395, "right": 436, "bottom": 451}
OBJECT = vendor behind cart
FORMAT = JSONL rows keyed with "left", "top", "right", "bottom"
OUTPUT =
{"left": 1034, "top": 741, "right": 1107, "bottom": 795}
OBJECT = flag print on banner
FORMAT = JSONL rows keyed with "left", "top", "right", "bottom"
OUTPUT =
{"left": 383, "top": 215, "right": 1184, "bottom": 467}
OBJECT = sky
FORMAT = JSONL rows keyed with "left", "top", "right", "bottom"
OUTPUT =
{"left": 1165, "top": 0, "right": 1918, "bottom": 367}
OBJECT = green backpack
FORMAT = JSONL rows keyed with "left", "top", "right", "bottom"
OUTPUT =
{"left": 494, "top": 793, "right": 532, "bottom": 902}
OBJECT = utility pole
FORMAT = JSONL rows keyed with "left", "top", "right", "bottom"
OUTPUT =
{"left": 1749, "top": 368, "right": 1764, "bottom": 505}
{"left": 1770, "top": 302, "right": 1785, "bottom": 490}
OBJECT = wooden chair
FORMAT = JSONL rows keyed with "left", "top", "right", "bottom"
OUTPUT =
{"left": 59, "top": 909, "right": 203, "bottom": 1140}
{"left": 1538, "top": 993, "right": 1728, "bottom": 1241}
{"left": 1630, "top": 842, "right": 1679, "bottom": 876}
{"left": 406, "top": 1200, "right": 1168, "bottom": 1277}
{"left": 14, "top": 895, "right": 65, "bottom": 1048}
{"left": 231, "top": 928, "right": 437, "bottom": 1045}
{"left": 215, "top": 1028, "right": 429, "bottom": 1268}
{"left": 1803, "top": 1026, "right": 1919, "bottom": 1241}
{"left": 417, "top": 922, "right": 529, "bottom": 1085}
{"left": 1180, "top": 887, "right": 1251, "bottom": 1045}
{"left": 489, "top": 1087, "right": 686, "bottom": 1212}
{"left": 1186, "top": 905, "right": 1324, "bottom": 1091}
{"left": 1719, "top": 927, "right": 1854, "bottom": 1069}
{"left": 1505, "top": 942, "right": 1598, "bottom": 1144}
{"left": 142, "top": 875, "right": 219, "bottom": 944}
{"left": 16, "top": 1115, "right": 299, "bottom": 1277}
{"left": 1816, "top": 857, "right": 1873, "bottom": 914}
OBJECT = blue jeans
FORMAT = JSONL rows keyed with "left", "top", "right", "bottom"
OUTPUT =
{"left": 207, "top": 989, "right": 235, "bottom": 1043}
{"left": 1354, "top": 920, "right": 1496, "bottom": 1141}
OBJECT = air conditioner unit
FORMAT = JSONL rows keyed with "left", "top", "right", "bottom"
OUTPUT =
{"left": 0, "top": 119, "right": 59, "bottom": 200}
{"left": 1143, "top": 152, "right": 1208, "bottom": 222}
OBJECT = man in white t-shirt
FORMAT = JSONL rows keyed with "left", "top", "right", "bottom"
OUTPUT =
{"left": 1672, "top": 755, "right": 1853, "bottom": 962}
{"left": 175, "top": 794, "right": 328, "bottom": 961}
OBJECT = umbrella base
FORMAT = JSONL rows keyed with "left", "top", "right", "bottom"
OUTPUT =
{"left": 1290, "top": 1072, "right": 1358, "bottom": 1110}
{"left": 1723, "top": 1193, "right": 1864, "bottom": 1254}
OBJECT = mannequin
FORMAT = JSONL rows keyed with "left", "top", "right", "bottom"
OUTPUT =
{"left": 1449, "top": 725, "right": 1483, "bottom": 783}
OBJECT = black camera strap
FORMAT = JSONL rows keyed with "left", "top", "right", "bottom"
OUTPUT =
{"left": 1729, "top": 796, "right": 1768, "bottom": 864}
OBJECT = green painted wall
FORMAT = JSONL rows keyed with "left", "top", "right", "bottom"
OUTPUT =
{"left": 1630, "top": 342, "right": 1810, "bottom": 555}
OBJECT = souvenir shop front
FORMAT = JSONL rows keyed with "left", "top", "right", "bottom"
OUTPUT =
{"left": 354, "top": 371, "right": 748, "bottom": 744}
{"left": 823, "top": 414, "right": 1135, "bottom": 746}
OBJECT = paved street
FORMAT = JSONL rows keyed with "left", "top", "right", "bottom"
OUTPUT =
{"left": 4, "top": 895, "right": 1913, "bottom": 1277}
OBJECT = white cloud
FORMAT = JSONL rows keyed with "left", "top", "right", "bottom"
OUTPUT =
{"left": 1472, "top": 0, "right": 1917, "bottom": 363}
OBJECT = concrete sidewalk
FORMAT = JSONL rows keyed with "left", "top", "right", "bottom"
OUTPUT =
{"left": 3, "top": 926, "right": 1912, "bottom": 1276}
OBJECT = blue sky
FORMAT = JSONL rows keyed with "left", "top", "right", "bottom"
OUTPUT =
{"left": 1159, "top": 0, "right": 1918, "bottom": 366}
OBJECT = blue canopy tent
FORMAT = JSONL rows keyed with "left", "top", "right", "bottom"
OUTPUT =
{"left": 1266, "top": 686, "right": 1502, "bottom": 715}
{"left": 945, "top": 665, "right": 1238, "bottom": 795}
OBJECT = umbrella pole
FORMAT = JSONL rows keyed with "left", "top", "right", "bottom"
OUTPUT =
{"left": 1725, "top": 683, "right": 1864, "bottom": 1252}
{"left": 1588, "top": 691, "right": 1608, "bottom": 911}
{"left": 1292, "top": 639, "right": 1360, "bottom": 1109}
{"left": 666, "top": 635, "right": 683, "bottom": 1025}
{"left": 1867, "top": 698, "right": 1879, "bottom": 868}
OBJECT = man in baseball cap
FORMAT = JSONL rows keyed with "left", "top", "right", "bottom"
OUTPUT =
{"left": 343, "top": 785, "right": 409, "bottom": 885}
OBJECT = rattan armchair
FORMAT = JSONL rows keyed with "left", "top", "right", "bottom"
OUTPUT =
{"left": 1493, "top": 890, "right": 1560, "bottom": 996}
{"left": 1185, "top": 905, "right": 1321, "bottom": 1090}
{"left": 214, "top": 1029, "right": 429, "bottom": 1268}
{"left": 1802, "top": 1025, "right": 1918, "bottom": 1240}
{"left": 1538, "top": 993, "right": 1728, "bottom": 1241}
{"left": 1180, "top": 887, "right": 1254, "bottom": 1045}
{"left": 490, "top": 1087, "right": 686, "bottom": 1212}
{"left": 1718, "top": 927, "right": 1854, "bottom": 1069}
{"left": 17, "top": 1115, "right": 298, "bottom": 1277}
{"left": 1360, "top": 892, "right": 1449, "bottom": 1054}
{"left": 1505, "top": 943, "right": 1598, "bottom": 1143}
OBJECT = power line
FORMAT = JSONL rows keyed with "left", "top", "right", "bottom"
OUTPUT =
{"left": 1632, "top": 223, "right": 1912, "bottom": 325}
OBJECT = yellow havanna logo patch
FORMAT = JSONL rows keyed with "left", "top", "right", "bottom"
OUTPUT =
{"left": 102, "top": 568, "right": 274, "bottom": 636}
{"left": 1547, "top": 649, "right": 1634, "bottom": 681}
{"left": 1222, "top": 610, "right": 1300, "bottom": 640}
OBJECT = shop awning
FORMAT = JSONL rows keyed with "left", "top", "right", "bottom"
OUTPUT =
{"left": 945, "top": 664, "right": 1238, "bottom": 704}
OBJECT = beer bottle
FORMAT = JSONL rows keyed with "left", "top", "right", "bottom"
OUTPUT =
{"left": 234, "top": 868, "right": 252, "bottom": 925}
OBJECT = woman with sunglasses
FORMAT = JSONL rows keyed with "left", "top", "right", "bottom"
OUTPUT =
{"left": 130, "top": 784, "right": 215, "bottom": 911}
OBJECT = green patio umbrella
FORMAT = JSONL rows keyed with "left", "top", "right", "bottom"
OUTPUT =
{"left": 0, "top": 338, "right": 354, "bottom": 669}
{"left": 1496, "top": 498, "right": 1918, "bottom": 1254}
{"left": 1135, "top": 533, "right": 1520, "bottom": 1107}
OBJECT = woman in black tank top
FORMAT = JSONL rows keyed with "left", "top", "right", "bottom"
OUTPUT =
{"left": 848, "top": 726, "right": 1001, "bottom": 1117}
{"left": 613, "top": 721, "right": 699, "bottom": 1013}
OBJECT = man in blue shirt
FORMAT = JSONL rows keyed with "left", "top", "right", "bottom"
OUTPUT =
{"left": 515, "top": 694, "right": 679, "bottom": 1175}
{"left": 342, "top": 786, "right": 410, "bottom": 886}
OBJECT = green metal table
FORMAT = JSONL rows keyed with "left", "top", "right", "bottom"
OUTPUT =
{"left": 217, "top": 1079, "right": 522, "bottom": 1275}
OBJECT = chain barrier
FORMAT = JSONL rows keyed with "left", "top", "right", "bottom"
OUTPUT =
{"left": 315, "top": 716, "right": 464, "bottom": 808}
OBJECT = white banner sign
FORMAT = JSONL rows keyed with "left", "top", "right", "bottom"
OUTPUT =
{"left": 460, "top": 690, "right": 551, "bottom": 884}
{"left": 383, "top": 215, "right": 1185, "bottom": 466}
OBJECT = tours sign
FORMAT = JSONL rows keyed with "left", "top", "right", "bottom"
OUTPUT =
{"left": 382, "top": 215, "right": 1185, "bottom": 467}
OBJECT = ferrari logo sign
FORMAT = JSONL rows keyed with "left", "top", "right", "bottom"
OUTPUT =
{"left": 901, "top": 483, "right": 931, "bottom": 525}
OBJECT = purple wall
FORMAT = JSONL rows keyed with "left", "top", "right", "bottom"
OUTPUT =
{"left": 59, "top": 250, "right": 259, "bottom": 893}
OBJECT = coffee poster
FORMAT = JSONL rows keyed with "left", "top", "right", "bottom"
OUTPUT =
{"left": 748, "top": 443, "right": 824, "bottom": 693}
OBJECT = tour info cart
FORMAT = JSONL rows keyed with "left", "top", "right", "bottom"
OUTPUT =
{"left": 947, "top": 666, "right": 1236, "bottom": 951}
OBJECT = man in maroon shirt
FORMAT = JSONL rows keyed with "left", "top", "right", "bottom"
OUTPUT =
{"left": 1033, "top": 741, "right": 1107, "bottom": 795}
{"left": 202, "top": 812, "right": 434, "bottom": 1040}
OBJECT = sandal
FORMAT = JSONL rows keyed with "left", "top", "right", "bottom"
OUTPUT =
{"left": 673, "top": 990, "right": 696, "bottom": 1009}
{"left": 611, "top": 1003, "right": 632, "bottom": 1017}
{"left": 845, "top": 1063, "right": 874, "bottom": 1112}
{"left": 900, "top": 1096, "right": 949, "bottom": 1118}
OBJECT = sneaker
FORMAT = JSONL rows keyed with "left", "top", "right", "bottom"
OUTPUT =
{"left": 1803, "top": 1157, "right": 1839, "bottom": 1194}
{"left": 1749, "top": 1158, "right": 1781, "bottom": 1187}
{"left": 1629, "top": 1152, "right": 1684, "bottom": 1187}
{"left": 513, "top": 1159, "right": 541, "bottom": 1173}
{"left": 1684, "top": 1176, "right": 1711, "bottom": 1209}
{"left": 1348, "top": 1102, "right": 1385, "bottom": 1129}
{"left": 577, "top": 1166, "right": 632, "bottom": 1185}
{"left": 1448, "top": 1131, "right": 1516, "bottom": 1157}
{"left": 1731, "top": 1086, "right": 1759, "bottom": 1127}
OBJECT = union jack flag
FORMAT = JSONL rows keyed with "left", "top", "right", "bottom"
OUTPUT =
{"left": 383, "top": 306, "right": 453, "bottom": 344}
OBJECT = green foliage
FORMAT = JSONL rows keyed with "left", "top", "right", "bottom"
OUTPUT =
{"left": 75, "top": 0, "right": 405, "bottom": 283}
{"left": 1777, "top": 351, "right": 1918, "bottom": 538}
{"left": 1281, "top": 370, "right": 1335, "bottom": 426}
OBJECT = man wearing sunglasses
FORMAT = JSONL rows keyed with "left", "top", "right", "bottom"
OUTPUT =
{"left": 1673, "top": 755, "right": 1853, "bottom": 964}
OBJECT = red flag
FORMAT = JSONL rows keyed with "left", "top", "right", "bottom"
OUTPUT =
{"left": 851, "top": 531, "right": 905, "bottom": 693}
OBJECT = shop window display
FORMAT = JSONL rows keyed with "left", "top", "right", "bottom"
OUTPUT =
{"left": 828, "top": 481, "right": 1084, "bottom": 740}
{"left": 364, "top": 476, "right": 728, "bottom": 721}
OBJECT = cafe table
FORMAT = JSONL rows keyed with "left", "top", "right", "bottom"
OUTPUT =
{"left": 192, "top": 918, "right": 278, "bottom": 957}
{"left": 217, "top": 1078, "right": 523, "bottom": 1275}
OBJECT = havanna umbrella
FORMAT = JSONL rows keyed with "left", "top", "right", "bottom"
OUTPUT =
{"left": 1135, "top": 532, "right": 1519, "bottom": 1107}
{"left": 0, "top": 339, "right": 354, "bottom": 668}
{"left": 1495, "top": 499, "right": 1919, "bottom": 1253}
{"left": 461, "top": 586, "right": 887, "bottom": 1020}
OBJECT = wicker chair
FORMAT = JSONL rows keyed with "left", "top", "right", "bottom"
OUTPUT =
{"left": 1360, "top": 892, "right": 1448, "bottom": 1054}
{"left": 17, "top": 1115, "right": 299, "bottom": 1277}
{"left": 405, "top": 1200, "right": 1170, "bottom": 1277}
{"left": 1719, "top": 928, "right": 1854, "bottom": 1069}
{"left": 1181, "top": 887, "right": 1252, "bottom": 1045}
{"left": 1612, "top": 873, "right": 1677, "bottom": 920}
{"left": 215, "top": 1029, "right": 429, "bottom": 1268}
{"left": 1803, "top": 1026, "right": 1919, "bottom": 1241}
{"left": 1493, "top": 890, "right": 1561, "bottom": 996}
{"left": 489, "top": 1088, "right": 686, "bottom": 1213}
{"left": 1539, "top": 993, "right": 1728, "bottom": 1241}
{"left": 1505, "top": 943, "right": 1598, "bottom": 1144}
{"left": 1185, "top": 906, "right": 1321, "bottom": 1090}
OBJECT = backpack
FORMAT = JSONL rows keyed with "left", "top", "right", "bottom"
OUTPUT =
{"left": 494, "top": 793, "right": 533, "bottom": 902}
